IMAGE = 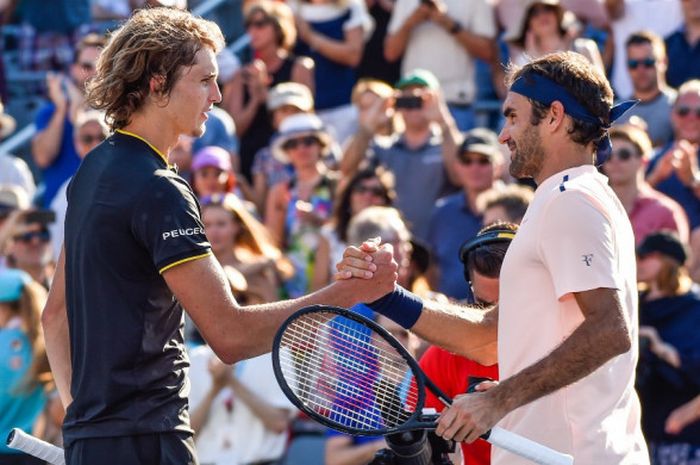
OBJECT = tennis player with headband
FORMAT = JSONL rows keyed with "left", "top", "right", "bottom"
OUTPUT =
{"left": 40, "top": 8, "right": 397, "bottom": 465}
{"left": 338, "top": 51, "right": 650, "bottom": 464}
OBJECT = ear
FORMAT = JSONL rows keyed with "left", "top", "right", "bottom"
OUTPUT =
{"left": 547, "top": 100, "right": 567, "bottom": 132}
{"left": 149, "top": 75, "right": 166, "bottom": 95}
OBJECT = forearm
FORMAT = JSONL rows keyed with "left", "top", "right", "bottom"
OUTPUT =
{"left": 325, "top": 438, "right": 386, "bottom": 465}
{"left": 308, "top": 32, "right": 363, "bottom": 68}
{"left": 340, "top": 128, "right": 372, "bottom": 175}
{"left": 190, "top": 389, "right": 218, "bottom": 434}
{"left": 32, "top": 106, "right": 67, "bottom": 168}
{"left": 410, "top": 299, "right": 498, "bottom": 365}
{"left": 453, "top": 32, "right": 494, "bottom": 62}
{"left": 384, "top": 21, "right": 415, "bottom": 62}
{"left": 438, "top": 114, "right": 461, "bottom": 185}
{"left": 230, "top": 378, "right": 291, "bottom": 433}
{"left": 490, "top": 312, "right": 630, "bottom": 414}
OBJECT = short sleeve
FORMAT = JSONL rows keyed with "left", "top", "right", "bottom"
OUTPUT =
{"left": 131, "top": 174, "right": 211, "bottom": 274}
{"left": 387, "top": 0, "right": 418, "bottom": 34}
{"left": 344, "top": 0, "right": 374, "bottom": 39}
{"left": 538, "top": 191, "right": 620, "bottom": 299}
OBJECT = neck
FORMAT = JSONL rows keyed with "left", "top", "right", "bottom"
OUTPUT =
{"left": 535, "top": 142, "right": 593, "bottom": 184}
{"left": 403, "top": 126, "right": 430, "bottom": 148}
{"left": 296, "top": 164, "right": 321, "bottom": 182}
{"left": 537, "top": 34, "right": 566, "bottom": 53}
{"left": 610, "top": 179, "right": 640, "bottom": 212}
{"left": 463, "top": 186, "right": 489, "bottom": 212}
{"left": 121, "top": 112, "right": 177, "bottom": 158}
{"left": 633, "top": 86, "right": 661, "bottom": 102}
{"left": 686, "top": 19, "right": 700, "bottom": 46}
{"left": 257, "top": 46, "right": 284, "bottom": 65}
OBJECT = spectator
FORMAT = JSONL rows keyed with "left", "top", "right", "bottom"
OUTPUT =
{"left": 0, "top": 102, "right": 36, "bottom": 199}
{"left": 606, "top": 0, "right": 682, "bottom": 99}
{"left": 350, "top": 78, "right": 399, "bottom": 138}
{"left": 201, "top": 193, "right": 292, "bottom": 305}
{"left": 5, "top": 212, "right": 54, "bottom": 289}
{"left": 0, "top": 186, "right": 31, "bottom": 270}
{"left": 0, "top": 268, "right": 50, "bottom": 465}
{"left": 503, "top": 0, "right": 604, "bottom": 73}
{"left": 384, "top": 0, "right": 496, "bottom": 130}
{"left": 665, "top": 0, "right": 700, "bottom": 89}
{"left": 188, "top": 345, "right": 296, "bottom": 465}
{"left": 251, "top": 82, "right": 315, "bottom": 214}
{"left": 341, "top": 69, "right": 461, "bottom": 242}
{"left": 222, "top": 0, "right": 314, "bottom": 182}
{"left": 30, "top": 33, "right": 104, "bottom": 207}
{"left": 191, "top": 146, "right": 241, "bottom": 200}
{"left": 604, "top": 124, "right": 689, "bottom": 245}
{"left": 265, "top": 113, "right": 338, "bottom": 297}
{"left": 427, "top": 128, "right": 504, "bottom": 300}
{"left": 666, "top": 395, "right": 700, "bottom": 436}
{"left": 635, "top": 231, "right": 700, "bottom": 465}
{"left": 292, "top": 0, "right": 374, "bottom": 143}
{"left": 49, "top": 110, "right": 109, "bottom": 263}
{"left": 616, "top": 31, "right": 677, "bottom": 148}
{"left": 355, "top": 0, "right": 402, "bottom": 85}
{"left": 311, "top": 166, "right": 396, "bottom": 291}
{"left": 192, "top": 106, "right": 239, "bottom": 163}
{"left": 477, "top": 183, "right": 534, "bottom": 226}
{"left": 646, "top": 79, "right": 700, "bottom": 281}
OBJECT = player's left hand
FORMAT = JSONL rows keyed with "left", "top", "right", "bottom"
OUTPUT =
{"left": 435, "top": 389, "right": 508, "bottom": 443}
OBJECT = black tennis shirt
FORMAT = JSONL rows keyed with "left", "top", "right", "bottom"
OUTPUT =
{"left": 62, "top": 130, "right": 211, "bottom": 446}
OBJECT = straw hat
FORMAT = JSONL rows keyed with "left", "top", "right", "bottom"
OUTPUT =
{"left": 271, "top": 113, "right": 332, "bottom": 164}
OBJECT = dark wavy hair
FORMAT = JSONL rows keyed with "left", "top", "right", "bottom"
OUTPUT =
{"left": 334, "top": 166, "right": 396, "bottom": 243}
{"left": 506, "top": 51, "right": 614, "bottom": 149}
{"left": 87, "top": 7, "right": 224, "bottom": 130}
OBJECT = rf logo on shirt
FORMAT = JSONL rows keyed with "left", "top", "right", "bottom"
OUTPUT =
{"left": 582, "top": 254, "right": 594, "bottom": 266}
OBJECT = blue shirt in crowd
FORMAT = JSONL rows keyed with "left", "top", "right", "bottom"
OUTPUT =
{"left": 665, "top": 28, "right": 700, "bottom": 89}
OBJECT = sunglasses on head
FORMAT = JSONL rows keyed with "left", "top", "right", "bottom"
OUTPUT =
{"left": 14, "top": 229, "right": 51, "bottom": 243}
{"left": 676, "top": 106, "right": 700, "bottom": 118}
{"left": 79, "top": 133, "right": 106, "bottom": 144}
{"left": 459, "top": 155, "right": 492, "bottom": 166}
{"left": 627, "top": 58, "right": 656, "bottom": 69}
{"left": 282, "top": 135, "right": 320, "bottom": 151}
{"left": 609, "top": 147, "right": 638, "bottom": 161}
{"left": 353, "top": 185, "right": 386, "bottom": 196}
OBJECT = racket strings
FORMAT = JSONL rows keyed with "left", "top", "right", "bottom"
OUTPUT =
{"left": 278, "top": 313, "right": 420, "bottom": 431}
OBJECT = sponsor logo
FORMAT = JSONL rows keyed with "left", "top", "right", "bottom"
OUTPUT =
{"left": 582, "top": 254, "right": 593, "bottom": 266}
{"left": 162, "top": 227, "right": 204, "bottom": 240}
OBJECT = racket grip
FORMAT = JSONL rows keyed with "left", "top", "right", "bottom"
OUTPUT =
{"left": 6, "top": 428, "right": 66, "bottom": 465}
{"left": 486, "top": 426, "right": 573, "bottom": 465}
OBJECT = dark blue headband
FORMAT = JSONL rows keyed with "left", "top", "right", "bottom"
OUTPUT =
{"left": 510, "top": 72, "right": 638, "bottom": 164}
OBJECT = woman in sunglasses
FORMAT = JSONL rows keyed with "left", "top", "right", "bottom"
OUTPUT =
{"left": 603, "top": 124, "right": 690, "bottom": 246}
{"left": 265, "top": 112, "right": 338, "bottom": 297}
{"left": 311, "top": 166, "right": 395, "bottom": 290}
{"left": 0, "top": 269, "right": 52, "bottom": 465}
{"left": 222, "top": 0, "right": 314, "bottom": 184}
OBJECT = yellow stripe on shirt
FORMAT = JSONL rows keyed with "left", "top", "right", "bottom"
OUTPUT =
{"left": 159, "top": 252, "right": 212, "bottom": 274}
{"left": 115, "top": 129, "right": 170, "bottom": 167}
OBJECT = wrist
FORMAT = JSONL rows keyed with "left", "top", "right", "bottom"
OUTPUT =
{"left": 448, "top": 20, "right": 463, "bottom": 35}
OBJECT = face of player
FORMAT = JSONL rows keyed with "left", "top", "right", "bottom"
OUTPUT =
{"left": 165, "top": 47, "right": 221, "bottom": 139}
{"left": 202, "top": 205, "right": 238, "bottom": 255}
{"left": 499, "top": 92, "right": 546, "bottom": 180}
{"left": 470, "top": 270, "right": 499, "bottom": 306}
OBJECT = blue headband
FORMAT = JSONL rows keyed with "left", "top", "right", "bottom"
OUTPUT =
{"left": 510, "top": 72, "right": 638, "bottom": 164}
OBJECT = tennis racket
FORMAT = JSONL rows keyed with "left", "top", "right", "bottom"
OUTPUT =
{"left": 271, "top": 305, "right": 573, "bottom": 465}
{"left": 6, "top": 428, "right": 65, "bottom": 465}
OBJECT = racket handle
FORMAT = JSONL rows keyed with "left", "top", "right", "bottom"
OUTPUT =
{"left": 6, "top": 428, "right": 66, "bottom": 465}
{"left": 486, "top": 426, "right": 573, "bottom": 465}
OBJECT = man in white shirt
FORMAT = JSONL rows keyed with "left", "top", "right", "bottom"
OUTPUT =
{"left": 339, "top": 51, "right": 649, "bottom": 464}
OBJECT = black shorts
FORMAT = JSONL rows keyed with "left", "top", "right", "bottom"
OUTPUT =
{"left": 65, "top": 432, "right": 198, "bottom": 465}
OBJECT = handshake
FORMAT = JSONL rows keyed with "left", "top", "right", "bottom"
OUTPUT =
{"left": 334, "top": 237, "right": 424, "bottom": 330}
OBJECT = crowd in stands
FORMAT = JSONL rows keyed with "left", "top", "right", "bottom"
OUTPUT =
{"left": 1, "top": 0, "right": 700, "bottom": 464}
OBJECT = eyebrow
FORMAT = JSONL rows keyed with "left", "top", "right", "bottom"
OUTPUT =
{"left": 503, "top": 107, "right": 515, "bottom": 118}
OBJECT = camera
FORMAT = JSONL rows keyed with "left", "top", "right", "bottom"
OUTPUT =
{"left": 369, "top": 429, "right": 454, "bottom": 465}
{"left": 395, "top": 95, "right": 423, "bottom": 110}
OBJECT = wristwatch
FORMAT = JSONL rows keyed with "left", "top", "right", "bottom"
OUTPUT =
{"left": 449, "top": 20, "right": 463, "bottom": 35}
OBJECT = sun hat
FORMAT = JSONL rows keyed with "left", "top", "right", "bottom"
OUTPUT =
{"left": 271, "top": 113, "right": 332, "bottom": 164}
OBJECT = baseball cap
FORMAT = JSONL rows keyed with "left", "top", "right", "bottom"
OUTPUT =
{"left": 192, "top": 146, "right": 232, "bottom": 172}
{"left": 637, "top": 231, "right": 688, "bottom": 264}
{"left": 0, "top": 185, "right": 30, "bottom": 211}
{"left": 0, "top": 268, "right": 32, "bottom": 303}
{"left": 395, "top": 69, "right": 440, "bottom": 90}
{"left": 267, "top": 82, "right": 314, "bottom": 112}
{"left": 459, "top": 128, "right": 501, "bottom": 159}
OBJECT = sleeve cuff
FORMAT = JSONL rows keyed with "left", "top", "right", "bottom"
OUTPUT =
{"left": 158, "top": 250, "right": 212, "bottom": 274}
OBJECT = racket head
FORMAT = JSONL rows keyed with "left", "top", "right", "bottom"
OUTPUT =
{"left": 272, "top": 305, "right": 429, "bottom": 436}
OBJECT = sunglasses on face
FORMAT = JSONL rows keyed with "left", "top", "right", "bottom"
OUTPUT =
{"left": 675, "top": 106, "right": 700, "bottom": 118}
{"left": 79, "top": 133, "right": 106, "bottom": 145}
{"left": 14, "top": 229, "right": 51, "bottom": 243}
{"left": 609, "top": 147, "right": 638, "bottom": 161}
{"left": 459, "top": 156, "right": 492, "bottom": 166}
{"left": 245, "top": 17, "right": 272, "bottom": 29}
{"left": 353, "top": 185, "right": 386, "bottom": 196}
{"left": 627, "top": 58, "right": 656, "bottom": 70}
{"left": 282, "top": 135, "right": 320, "bottom": 151}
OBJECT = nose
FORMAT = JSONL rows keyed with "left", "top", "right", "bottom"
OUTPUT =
{"left": 498, "top": 126, "right": 509, "bottom": 145}
{"left": 210, "top": 81, "right": 222, "bottom": 104}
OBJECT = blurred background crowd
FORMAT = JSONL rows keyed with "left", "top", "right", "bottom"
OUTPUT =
{"left": 0, "top": 0, "right": 699, "bottom": 464}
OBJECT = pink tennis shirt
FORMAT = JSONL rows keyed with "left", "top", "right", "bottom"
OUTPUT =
{"left": 496, "top": 165, "right": 649, "bottom": 465}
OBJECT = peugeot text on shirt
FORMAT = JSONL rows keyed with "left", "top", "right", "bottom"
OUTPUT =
{"left": 162, "top": 227, "right": 205, "bottom": 240}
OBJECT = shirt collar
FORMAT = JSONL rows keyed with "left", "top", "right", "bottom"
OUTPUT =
{"left": 115, "top": 129, "right": 172, "bottom": 168}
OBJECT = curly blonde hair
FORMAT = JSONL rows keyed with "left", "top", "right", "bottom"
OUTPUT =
{"left": 87, "top": 8, "right": 224, "bottom": 130}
